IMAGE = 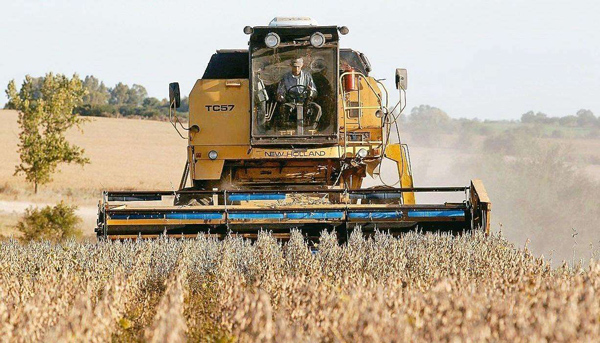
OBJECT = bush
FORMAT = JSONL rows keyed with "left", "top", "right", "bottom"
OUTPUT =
{"left": 16, "top": 201, "right": 82, "bottom": 241}
{"left": 551, "top": 129, "right": 564, "bottom": 138}
{"left": 586, "top": 129, "right": 600, "bottom": 139}
{"left": 76, "top": 104, "right": 118, "bottom": 117}
{"left": 482, "top": 126, "right": 541, "bottom": 155}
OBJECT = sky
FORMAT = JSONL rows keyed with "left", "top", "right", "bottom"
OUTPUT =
{"left": 0, "top": 0, "right": 598, "bottom": 120}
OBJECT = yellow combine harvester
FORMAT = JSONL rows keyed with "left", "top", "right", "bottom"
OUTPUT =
{"left": 96, "top": 17, "right": 490, "bottom": 240}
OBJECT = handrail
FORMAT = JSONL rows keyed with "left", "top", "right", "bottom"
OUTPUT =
{"left": 338, "top": 71, "right": 385, "bottom": 149}
{"left": 339, "top": 71, "right": 384, "bottom": 121}
{"left": 339, "top": 71, "right": 384, "bottom": 107}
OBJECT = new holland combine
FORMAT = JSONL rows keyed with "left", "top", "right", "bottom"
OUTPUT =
{"left": 96, "top": 17, "right": 490, "bottom": 240}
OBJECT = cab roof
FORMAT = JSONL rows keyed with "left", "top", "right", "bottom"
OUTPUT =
{"left": 202, "top": 49, "right": 370, "bottom": 79}
{"left": 249, "top": 26, "right": 339, "bottom": 44}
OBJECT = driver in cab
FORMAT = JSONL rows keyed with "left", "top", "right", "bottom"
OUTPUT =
{"left": 276, "top": 58, "right": 317, "bottom": 102}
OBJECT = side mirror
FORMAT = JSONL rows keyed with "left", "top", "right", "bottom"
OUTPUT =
{"left": 169, "top": 82, "right": 181, "bottom": 108}
{"left": 395, "top": 69, "right": 408, "bottom": 90}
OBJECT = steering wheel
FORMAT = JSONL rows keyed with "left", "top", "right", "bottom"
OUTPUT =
{"left": 285, "top": 84, "right": 311, "bottom": 102}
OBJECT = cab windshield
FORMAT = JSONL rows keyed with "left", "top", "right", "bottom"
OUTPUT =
{"left": 251, "top": 44, "right": 337, "bottom": 140}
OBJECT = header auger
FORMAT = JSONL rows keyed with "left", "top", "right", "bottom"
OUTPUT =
{"left": 96, "top": 17, "right": 491, "bottom": 241}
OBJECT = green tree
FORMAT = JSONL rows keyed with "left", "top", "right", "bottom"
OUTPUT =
{"left": 575, "top": 109, "right": 596, "bottom": 127}
{"left": 5, "top": 73, "right": 90, "bottom": 193}
{"left": 5, "top": 76, "right": 44, "bottom": 109}
{"left": 82, "top": 75, "right": 110, "bottom": 105}
{"left": 126, "top": 84, "right": 147, "bottom": 106}
{"left": 109, "top": 82, "right": 129, "bottom": 105}
{"left": 520, "top": 111, "right": 555, "bottom": 124}
{"left": 142, "top": 97, "right": 162, "bottom": 108}
{"left": 521, "top": 110, "right": 536, "bottom": 123}
{"left": 179, "top": 96, "right": 190, "bottom": 112}
{"left": 408, "top": 105, "right": 453, "bottom": 130}
{"left": 559, "top": 115, "right": 578, "bottom": 127}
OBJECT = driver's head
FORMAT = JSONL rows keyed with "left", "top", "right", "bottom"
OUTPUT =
{"left": 291, "top": 58, "right": 303, "bottom": 76}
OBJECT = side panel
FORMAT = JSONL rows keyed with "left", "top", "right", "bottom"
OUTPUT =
{"left": 189, "top": 79, "right": 250, "bottom": 146}
{"left": 385, "top": 144, "right": 416, "bottom": 204}
{"left": 194, "top": 160, "right": 225, "bottom": 180}
{"left": 192, "top": 145, "right": 381, "bottom": 160}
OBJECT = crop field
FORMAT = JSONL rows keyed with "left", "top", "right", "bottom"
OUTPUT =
{"left": 1, "top": 230, "right": 598, "bottom": 342}
{"left": 0, "top": 110, "right": 187, "bottom": 205}
{"left": 1, "top": 109, "right": 599, "bottom": 342}
{"left": 0, "top": 109, "right": 187, "bottom": 235}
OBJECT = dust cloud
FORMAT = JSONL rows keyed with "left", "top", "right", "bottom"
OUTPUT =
{"left": 364, "top": 129, "right": 600, "bottom": 266}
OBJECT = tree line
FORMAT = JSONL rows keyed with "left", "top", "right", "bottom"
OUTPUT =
{"left": 77, "top": 75, "right": 189, "bottom": 119}
{"left": 401, "top": 105, "right": 599, "bottom": 133}
{"left": 6, "top": 75, "right": 189, "bottom": 120}
{"left": 520, "top": 109, "right": 598, "bottom": 128}
{"left": 402, "top": 105, "right": 598, "bottom": 128}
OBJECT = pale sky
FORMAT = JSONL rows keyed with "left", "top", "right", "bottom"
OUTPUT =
{"left": 0, "top": 0, "right": 598, "bottom": 119}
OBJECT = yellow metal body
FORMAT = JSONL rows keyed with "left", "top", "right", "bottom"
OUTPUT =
{"left": 340, "top": 74, "right": 384, "bottom": 141}
{"left": 384, "top": 144, "right": 416, "bottom": 204}
{"left": 189, "top": 79, "right": 250, "bottom": 146}
{"left": 187, "top": 72, "right": 408, "bottom": 193}
{"left": 470, "top": 179, "right": 491, "bottom": 234}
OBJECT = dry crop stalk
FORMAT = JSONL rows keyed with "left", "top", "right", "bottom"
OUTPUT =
{"left": 0, "top": 231, "right": 597, "bottom": 343}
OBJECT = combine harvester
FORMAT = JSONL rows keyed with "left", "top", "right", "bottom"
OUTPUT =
{"left": 96, "top": 17, "right": 490, "bottom": 240}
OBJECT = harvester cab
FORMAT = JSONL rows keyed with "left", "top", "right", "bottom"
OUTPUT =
{"left": 96, "top": 17, "right": 491, "bottom": 241}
